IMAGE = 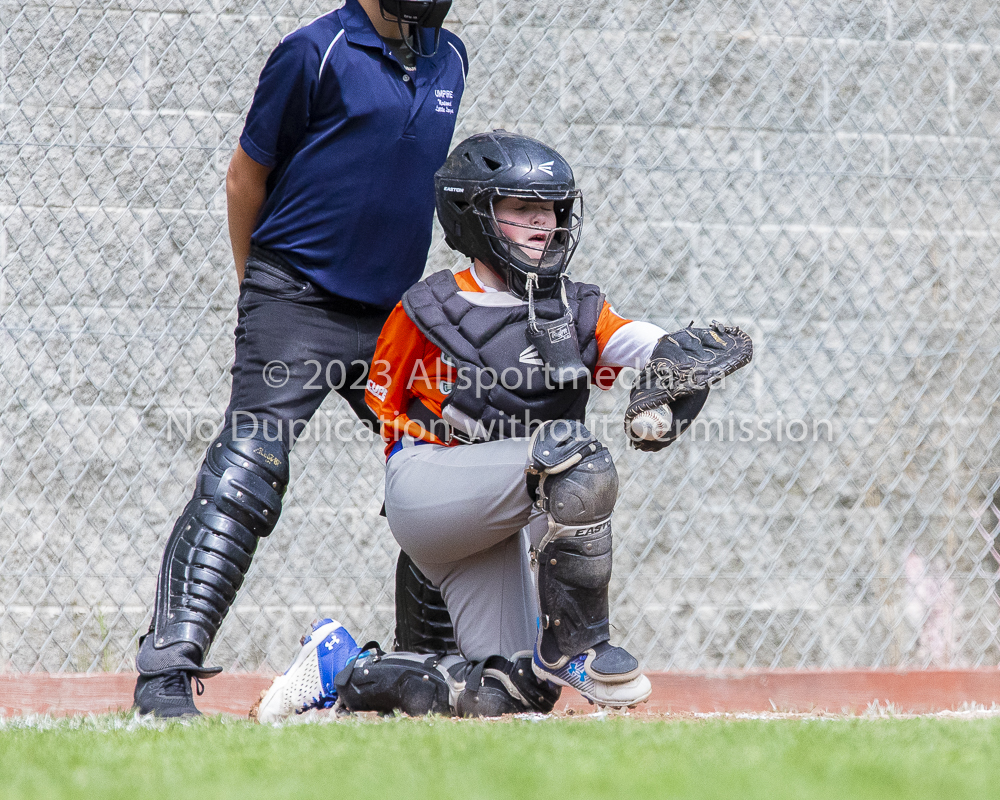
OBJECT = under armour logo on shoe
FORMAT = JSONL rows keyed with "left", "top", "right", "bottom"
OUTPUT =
{"left": 324, "top": 636, "right": 340, "bottom": 650}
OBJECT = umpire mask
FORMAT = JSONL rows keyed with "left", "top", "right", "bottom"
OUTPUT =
{"left": 378, "top": 0, "right": 452, "bottom": 57}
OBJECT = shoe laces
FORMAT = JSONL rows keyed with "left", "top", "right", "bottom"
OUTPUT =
{"left": 160, "top": 671, "right": 204, "bottom": 698}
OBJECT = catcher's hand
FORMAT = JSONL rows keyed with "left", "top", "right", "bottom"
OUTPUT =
{"left": 624, "top": 322, "right": 753, "bottom": 451}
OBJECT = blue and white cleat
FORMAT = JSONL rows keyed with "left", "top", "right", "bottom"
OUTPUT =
{"left": 531, "top": 639, "right": 652, "bottom": 709}
{"left": 251, "top": 618, "right": 361, "bottom": 723}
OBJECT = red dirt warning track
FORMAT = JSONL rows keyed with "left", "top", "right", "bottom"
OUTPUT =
{"left": 3, "top": 670, "right": 1000, "bottom": 717}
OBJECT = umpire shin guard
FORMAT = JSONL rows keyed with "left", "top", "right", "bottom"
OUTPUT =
{"left": 137, "top": 425, "right": 289, "bottom": 678}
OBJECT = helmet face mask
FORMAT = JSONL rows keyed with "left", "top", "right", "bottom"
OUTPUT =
{"left": 476, "top": 190, "right": 583, "bottom": 298}
{"left": 378, "top": 0, "right": 452, "bottom": 56}
{"left": 435, "top": 131, "right": 585, "bottom": 300}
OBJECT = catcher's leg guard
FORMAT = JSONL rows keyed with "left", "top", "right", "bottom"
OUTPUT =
{"left": 334, "top": 647, "right": 466, "bottom": 717}
{"left": 456, "top": 652, "right": 561, "bottom": 717}
{"left": 393, "top": 551, "right": 457, "bottom": 655}
{"left": 527, "top": 421, "right": 651, "bottom": 707}
{"left": 137, "top": 424, "right": 289, "bottom": 678}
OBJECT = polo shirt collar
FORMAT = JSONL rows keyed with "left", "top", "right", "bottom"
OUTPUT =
{"left": 338, "top": 0, "right": 385, "bottom": 50}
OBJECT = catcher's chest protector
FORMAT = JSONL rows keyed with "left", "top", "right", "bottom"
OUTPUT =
{"left": 402, "top": 271, "right": 604, "bottom": 439}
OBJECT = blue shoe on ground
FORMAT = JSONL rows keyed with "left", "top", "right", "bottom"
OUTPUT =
{"left": 250, "top": 618, "right": 361, "bottom": 722}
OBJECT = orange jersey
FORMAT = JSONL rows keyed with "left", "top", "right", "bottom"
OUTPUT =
{"left": 365, "top": 268, "right": 633, "bottom": 456}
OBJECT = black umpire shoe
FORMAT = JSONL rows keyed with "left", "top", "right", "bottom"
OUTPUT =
{"left": 134, "top": 671, "right": 204, "bottom": 718}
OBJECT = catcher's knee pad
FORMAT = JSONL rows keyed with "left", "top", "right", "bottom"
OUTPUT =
{"left": 527, "top": 420, "right": 618, "bottom": 542}
{"left": 393, "top": 551, "right": 457, "bottom": 655}
{"left": 539, "top": 450, "right": 617, "bottom": 535}
{"left": 138, "top": 425, "right": 289, "bottom": 676}
{"left": 456, "top": 652, "right": 561, "bottom": 717}
{"left": 334, "top": 649, "right": 466, "bottom": 717}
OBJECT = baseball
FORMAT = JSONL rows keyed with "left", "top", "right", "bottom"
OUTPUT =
{"left": 630, "top": 405, "right": 674, "bottom": 441}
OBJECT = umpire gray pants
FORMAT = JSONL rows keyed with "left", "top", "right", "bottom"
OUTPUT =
{"left": 384, "top": 439, "right": 544, "bottom": 662}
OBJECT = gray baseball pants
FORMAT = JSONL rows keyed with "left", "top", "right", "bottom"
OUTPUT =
{"left": 384, "top": 439, "right": 546, "bottom": 662}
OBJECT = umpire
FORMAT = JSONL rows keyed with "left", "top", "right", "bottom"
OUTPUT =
{"left": 134, "top": 0, "right": 467, "bottom": 717}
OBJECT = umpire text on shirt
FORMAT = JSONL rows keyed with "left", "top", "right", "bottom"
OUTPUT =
{"left": 133, "top": 0, "right": 467, "bottom": 718}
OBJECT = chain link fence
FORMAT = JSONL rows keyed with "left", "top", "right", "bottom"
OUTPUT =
{"left": 2, "top": 0, "right": 999, "bottom": 675}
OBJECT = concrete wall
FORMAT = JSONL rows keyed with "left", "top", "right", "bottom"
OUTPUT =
{"left": 1, "top": 0, "right": 998, "bottom": 673}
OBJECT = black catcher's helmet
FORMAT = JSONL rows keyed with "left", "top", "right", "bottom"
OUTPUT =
{"left": 378, "top": 0, "right": 452, "bottom": 57}
{"left": 434, "top": 131, "right": 584, "bottom": 299}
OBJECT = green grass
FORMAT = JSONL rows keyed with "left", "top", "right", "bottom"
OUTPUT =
{"left": 3, "top": 713, "right": 1000, "bottom": 800}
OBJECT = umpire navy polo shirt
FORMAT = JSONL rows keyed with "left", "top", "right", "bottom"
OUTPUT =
{"left": 239, "top": 0, "right": 468, "bottom": 308}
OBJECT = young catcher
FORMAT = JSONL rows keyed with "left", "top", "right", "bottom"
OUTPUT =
{"left": 252, "top": 130, "right": 753, "bottom": 720}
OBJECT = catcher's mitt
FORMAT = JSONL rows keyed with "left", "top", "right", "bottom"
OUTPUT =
{"left": 624, "top": 321, "right": 753, "bottom": 451}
